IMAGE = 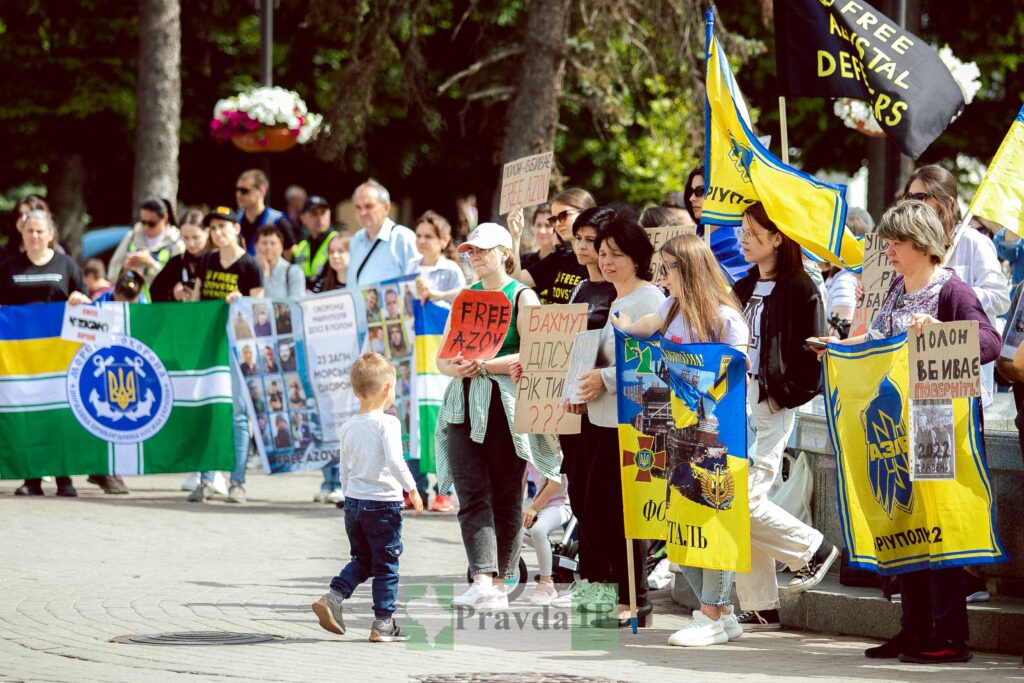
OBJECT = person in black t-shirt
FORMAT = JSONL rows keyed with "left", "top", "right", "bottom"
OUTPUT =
{"left": 150, "top": 209, "right": 210, "bottom": 302}
{"left": 566, "top": 206, "right": 619, "bottom": 330}
{"left": 1, "top": 211, "right": 90, "bottom": 498}
{"left": 509, "top": 188, "right": 596, "bottom": 304}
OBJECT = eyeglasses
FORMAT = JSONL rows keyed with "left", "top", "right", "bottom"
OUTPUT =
{"left": 546, "top": 209, "right": 579, "bottom": 227}
{"left": 235, "top": 187, "right": 253, "bottom": 195}
{"left": 738, "top": 228, "right": 768, "bottom": 242}
{"left": 691, "top": 185, "right": 706, "bottom": 198}
{"left": 658, "top": 260, "right": 680, "bottom": 278}
{"left": 904, "top": 192, "right": 932, "bottom": 202}
{"left": 140, "top": 219, "right": 160, "bottom": 228}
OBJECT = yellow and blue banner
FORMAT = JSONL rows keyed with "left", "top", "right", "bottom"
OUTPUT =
{"left": 823, "top": 334, "right": 1006, "bottom": 575}
{"left": 703, "top": 9, "right": 863, "bottom": 272}
{"left": 969, "top": 104, "right": 1024, "bottom": 237}
{"left": 661, "top": 339, "right": 750, "bottom": 573}
{"left": 0, "top": 301, "right": 233, "bottom": 479}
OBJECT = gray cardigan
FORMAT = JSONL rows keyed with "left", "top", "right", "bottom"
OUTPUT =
{"left": 262, "top": 257, "right": 305, "bottom": 300}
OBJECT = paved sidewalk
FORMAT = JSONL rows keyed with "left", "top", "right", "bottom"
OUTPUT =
{"left": 1, "top": 473, "right": 1021, "bottom": 682}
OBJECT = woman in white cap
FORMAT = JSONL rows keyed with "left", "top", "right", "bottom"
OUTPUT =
{"left": 434, "top": 222, "right": 560, "bottom": 610}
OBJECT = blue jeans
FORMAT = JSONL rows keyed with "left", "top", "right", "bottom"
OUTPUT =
{"left": 681, "top": 567, "right": 735, "bottom": 607}
{"left": 321, "top": 464, "right": 341, "bottom": 492}
{"left": 330, "top": 498, "right": 404, "bottom": 619}
{"left": 202, "top": 367, "right": 249, "bottom": 485}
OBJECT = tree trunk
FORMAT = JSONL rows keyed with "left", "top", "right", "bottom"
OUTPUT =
{"left": 495, "top": 0, "right": 571, "bottom": 218}
{"left": 133, "top": 0, "right": 181, "bottom": 211}
{"left": 49, "top": 152, "right": 87, "bottom": 258}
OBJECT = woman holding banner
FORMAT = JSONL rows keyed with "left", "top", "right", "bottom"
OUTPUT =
{"left": 733, "top": 202, "right": 837, "bottom": 632}
{"left": 613, "top": 234, "right": 748, "bottom": 645}
{"left": 508, "top": 188, "right": 595, "bottom": 304}
{"left": 563, "top": 217, "right": 663, "bottom": 626}
{"left": 435, "top": 223, "right": 559, "bottom": 611}
{"left": 815, "top": 200, "right": 1000, "bottom": 664}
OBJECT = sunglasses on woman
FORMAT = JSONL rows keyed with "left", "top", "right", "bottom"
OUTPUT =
{"left": 903, "top": 191, "right": 933, "bottom": 202}
{"left": 691, "top": 185, "right": 706, "bottom": 198}
{"left": 546, "top": 209, "right": 579, "bottom": 226}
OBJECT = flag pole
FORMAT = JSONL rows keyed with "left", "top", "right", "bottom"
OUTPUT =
{"left": 625, "top": 539, "right": 638, "bottom": 633}
{"left": 779, "top": 96, "right": 790, "bottom": 165}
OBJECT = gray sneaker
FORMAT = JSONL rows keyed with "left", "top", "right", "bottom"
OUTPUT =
{"left": 369, "top": 617, "right": 408, "bottom": 643}
{"left": 311, "top": 593, "right": 345, "bottom": 635}
{"left": 188, "top": 482, "right": 212, "bottom": 503}
{"left": 227, "top": 482, "right": 246, "bottom": 504}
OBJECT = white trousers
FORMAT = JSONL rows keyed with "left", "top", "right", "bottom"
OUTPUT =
{"left": 735, "top": 381, "right": 823, "bottom": 611}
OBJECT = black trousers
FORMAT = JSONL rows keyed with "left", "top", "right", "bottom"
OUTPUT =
{"left": 1013, "top": 382, "right": 1024, "bottom": 460}
{"left": 559, "top": 416, "right": 589, "bottom": 580}
{"left": 899, "top": 567, "right": 968, "bottom": 643}
{"left": 582, "top": 420, "right": 649, "bottom": 607}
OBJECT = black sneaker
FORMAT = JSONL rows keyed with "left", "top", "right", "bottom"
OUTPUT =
{"left": 898, "top": 639, "right": 972, "bottom": 664}
{"left": 737, "top": 609, "right": 781, "bottom": 632}
{"left": 369, "top": 617, "right": 408, "bottom": 642}
{"left": 15, "top": 480, "right": 44, "bottom": 496}
{"left": 55, "top": 478, "right": 78, "bottom": 497}
{"left": 865, "top": 631, "right": 912, "bottom": 659}
{"left": 787, "top": 543, "right": 840, "bottom": 592}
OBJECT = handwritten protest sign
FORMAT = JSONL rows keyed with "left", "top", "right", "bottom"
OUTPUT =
{"left": 908, "top": 321, "right": 980, "bottom": 400}
{"left": 646, "top": 225, "right": 698, "bottom": 278}
{"left": 61, "top": 304, "right": 115, "bottom": 346}
{"left": 850, "top": 233, "right": 896, "bottom": 336}
{"left": 498, "top": 152, "right": 553, "bottom": 216}
{"left": 439, "top": 289, "right": 513, "bottom": 361}
{"left": 513, "top": 304, "right": 587, "bottom": 434}
{"left": 561, "top": 329, "right": 602, "bottom": 404}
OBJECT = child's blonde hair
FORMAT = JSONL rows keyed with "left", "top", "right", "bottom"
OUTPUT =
{"left": 350, "top": 352, "right": 396, "bottom": 397}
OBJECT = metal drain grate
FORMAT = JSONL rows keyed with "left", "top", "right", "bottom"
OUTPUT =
{"left": 414, "top": 676, "right": 612, "bottom": 683}
{"left": 112, "top": 631, "right": 284, "bottom": 646}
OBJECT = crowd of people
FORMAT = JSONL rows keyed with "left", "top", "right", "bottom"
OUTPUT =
{"left": 1, "top": 162, "right": 1017, "bottom": 661}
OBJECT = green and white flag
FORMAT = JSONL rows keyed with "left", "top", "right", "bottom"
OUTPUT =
{"left": 0, "top": 301, "right": 234, "bottom": 478}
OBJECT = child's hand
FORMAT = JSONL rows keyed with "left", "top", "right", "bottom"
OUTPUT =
{"left": 408, "top": 489, "right": 424, "bottom": 516}
{"left": 522, "top": 506, "right": 538, "bottom": 529}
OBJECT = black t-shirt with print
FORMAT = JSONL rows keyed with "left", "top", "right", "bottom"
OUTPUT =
{"left": 568, "top": 279, "right": 617, "bottom": 330}
{"left": 0, "top": 252, "right": 86, "bottom": 305}
{"left": 525, "top": 246, "right": 586, "bottom": 304}
{"left": 197, "top": 251, "right": 262, "bottom": 301}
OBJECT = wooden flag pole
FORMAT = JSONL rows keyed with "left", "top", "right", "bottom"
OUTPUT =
{"left": 779, "top": 96, "right": 791, "bottom": 166}
{"left": 625, "top": 539, "right": 639, "bottom": 633}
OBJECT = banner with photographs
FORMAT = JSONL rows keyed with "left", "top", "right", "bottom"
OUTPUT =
{"left": 229, "top": 291, "right": 360, "bottom": 474}
{"left": 360, "top": 276, "right": 419, "bottom": 457}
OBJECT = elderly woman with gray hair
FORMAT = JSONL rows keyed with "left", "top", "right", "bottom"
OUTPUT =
{"left": 816, "top": 200, "right": 1000, "bottom": 664}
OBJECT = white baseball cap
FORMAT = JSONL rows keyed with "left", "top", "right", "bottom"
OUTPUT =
{"left": 457, "top": 222, "right": 513, "bottom": 253}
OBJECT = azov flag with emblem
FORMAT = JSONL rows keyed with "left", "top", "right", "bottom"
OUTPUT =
{"left": 0, "top": 301, "right": 233, "bottom": 478}
{"left": 822, "top": 333, "right": 1005, "bottom": 575}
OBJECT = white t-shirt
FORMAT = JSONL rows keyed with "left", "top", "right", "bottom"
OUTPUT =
{"left": 405, "top": 255, "right": 466, "bottom": 302}
{"left": 743, "top": 280, "right": 776, "bottom": 376}
{"left": 657, "top": 297, "right": 749, "bottom": 351}
{"left": 338, "top": 410, "right": 416, "bottom": 502}
{"left": 825, "top": 269, "right": 858, "bottom": 317}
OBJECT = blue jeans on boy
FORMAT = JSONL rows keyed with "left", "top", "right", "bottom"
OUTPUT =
{"left": 330, "top": 498, "right": 404, "bottom": 619}
{"left": 202, "top": 367, "right": 249, "bottom": 485}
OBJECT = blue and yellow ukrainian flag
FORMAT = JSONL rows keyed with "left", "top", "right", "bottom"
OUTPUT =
{"left": 969, "top": 105, "right": 1024, "bottom": 236}
{"left": 823, "top": 334, "right": 1006, "bottom": 574}
{"left": 703, "top": 9, "right": 863, "bottom": 272}
{"left": 412, "top": 298, "right": 452, "bottom": 474}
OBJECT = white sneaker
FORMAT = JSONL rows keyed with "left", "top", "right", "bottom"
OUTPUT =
{"left": 528, "top": 582, "right": 558, "bottom": 606}
{"left": 647, "top": 558, "right": 673, "bottom": 589}
{"left": 211, "top": 471, "right": 229, "bottom": 496}
{"left": 326, "top": 489, "right": 345, "bottom": 504}
{"left": 720, "top": 605, "right": 743, "bottom": 640}
{"left": 180, "top": 472, "right": 200, "bottom": 491}
{"left": 668, "top": 610, "right": 729, "bottom": 647}
{"left": 550, "top": 580, "right": 591, "bottom": 609}
{"left": 452, "top": 582, "right": 508, "bottom": 610}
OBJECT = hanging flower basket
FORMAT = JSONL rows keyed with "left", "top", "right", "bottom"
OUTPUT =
{"left": 210, "top": 86, "right": 323, "bottom": 153}
{"left": 231, "top": 126, "right": 299, "bottom": 153}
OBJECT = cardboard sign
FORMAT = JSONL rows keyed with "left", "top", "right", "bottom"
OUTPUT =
{"left": 850, "top": 233, "right": 895, "bottom": 336}
{"left": 909, "top": 399, "right": 955, "bottom": 481}
{"left": 61, "top": 304, "right": 115, "bottom": 347}
{"left": 498, "top": 152, "right": 553, "bottom": 216}
{"left": 646, "top": 224, "right": 699, "bottom": 278}
{"left": 561, "top": 329, "right": 602, "bottom": 404}
{"left": 439, "top": 289, "right": 513, "bottom": 361}
{"left": 908, "top": 321, "right": 980, "bottom": 400}
{"left": 513, "top": 304, "right": 588, "bottom": 434}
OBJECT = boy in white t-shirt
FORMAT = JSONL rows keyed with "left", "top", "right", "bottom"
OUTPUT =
{"left": 311, "top": 353, "right": 423, "bottom": 642}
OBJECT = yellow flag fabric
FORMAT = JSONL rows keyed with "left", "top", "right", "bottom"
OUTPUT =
{"left": 615, "top": 330, "right": 751, "bottom": 573}
{"left": 968, "top": 105, "right": 1024, "bottom": 236}
{"left": 703, "top": 10, "right": 864, "bottom": 272}
{"left": 822, "top": 334, "right": 1005, "bottom": 575}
